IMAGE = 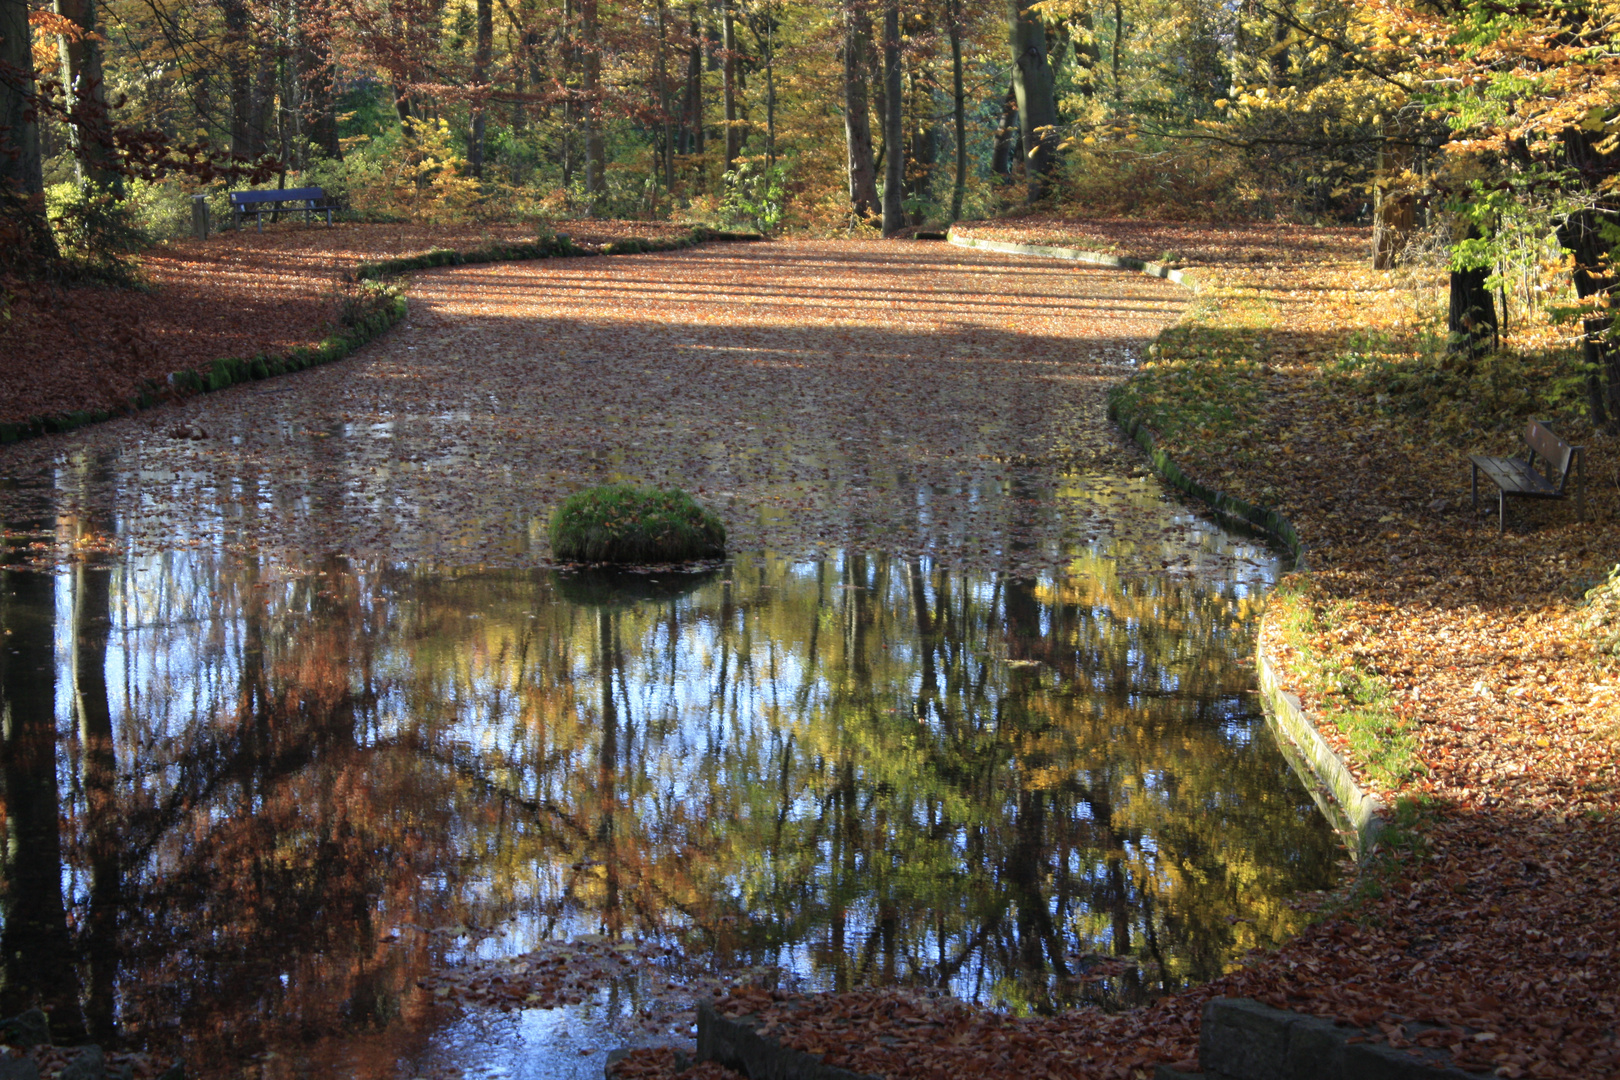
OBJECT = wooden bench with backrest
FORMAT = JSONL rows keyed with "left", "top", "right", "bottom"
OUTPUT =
{"left": 1469, "top": 420, "right": 1585, "bottom": 533}
{"left": 229, "top": 187, "right": 334, "bottom": 232}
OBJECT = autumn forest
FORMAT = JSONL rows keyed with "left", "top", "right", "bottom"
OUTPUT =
{"left": 1, "top": 0, "right": 1619, "bottom": 1074}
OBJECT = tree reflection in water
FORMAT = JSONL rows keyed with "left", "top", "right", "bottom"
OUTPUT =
{"left": 0, "top": 541, "right": 1337, "bottom": 1073}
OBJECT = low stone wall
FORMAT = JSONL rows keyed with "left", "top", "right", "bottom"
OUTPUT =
{"left": 1157, "top": 998, "right": 1488, "bottom": 1080}
{"left": 692, "top": 997, "right": 1491, "bottom": 1080}
{"left": 696, "top": 1001, "right": 879, "bottom": 1080}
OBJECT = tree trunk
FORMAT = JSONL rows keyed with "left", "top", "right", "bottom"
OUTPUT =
{"left": 949, "top": 0, "right": 966, "bottom": 221}
{"left": 222, "top": 0, "right": 255, "bottom": 158}
{"left": 0, "top": 0, "right": 58, "bottom": 260}
{"left": 907, "top": 67, "right": 938, "bottom": 225}
{"left": 249, "top": 50, "right": 276, "bottom": 159}
{"left": 469, "top": 0, "right": 493, "bottom": 178}
{"left": 1557, "top": 208, "right": 1619, "bottom": 429}
{"left": 655, "top": 0, "right": 672, "bottom": 186}
{"left": 721, "top": 0, "right": 741, "bottom": 170}
{"left": 842, "top": 1, "right": 879, "bottom": 220}
{"left": 1009, "top": 0, "right": 1059, "bottom": 202}
{"left": 681, "top": 8, "right": 703, "bottom": 156}
{"left": 1372, "top": 134, "right": 1414, "bottom": 269}
{"left": 1111, "top": 0, "right": 1122, "bottom": 96}
{"left": 54, "top": 0, "right": 120, "bottom": 191}
{"left": 757, "top": 3, "right": 776, "bottom": 165}
{"left": 581, "top": 0, "right": 605, "bottom": 206}
{"left": 1447, "top": 233, "right": 1498, "bottom": 364}
{"left": 300, "top": 19, "right": 341, "bottom": 159}
{"left": 880, "top": 0, "right": 903, "bottom": 235}
{"left": 990, "top": 83, "right": 1019, "bottom": 181}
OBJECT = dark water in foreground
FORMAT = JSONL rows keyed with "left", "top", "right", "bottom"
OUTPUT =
{"left": 0, "top": 535, "right": 1338, "bottom": 1078}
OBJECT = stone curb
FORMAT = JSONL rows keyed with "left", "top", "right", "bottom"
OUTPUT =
{"left": 1187, "top": 997, "right": 1489, "bottom": 1080}
{"left": 1256, "top": 637, "right": 1386, "bottom": 858}
{"left": 696, "top": 1000, "right": 881, "bottom": 1080}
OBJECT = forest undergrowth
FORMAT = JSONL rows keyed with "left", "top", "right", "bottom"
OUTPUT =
{"left": 606, "top": 219, "right": 1620, "bottom": 1080}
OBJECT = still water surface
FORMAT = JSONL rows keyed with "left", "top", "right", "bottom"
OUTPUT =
{"left": 0, "top": 500, "right": 1338, "bottom": 1078}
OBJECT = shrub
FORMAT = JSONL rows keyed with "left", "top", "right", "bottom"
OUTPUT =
{"left": 549, "top": 485, "right": 726, "bottom": 564}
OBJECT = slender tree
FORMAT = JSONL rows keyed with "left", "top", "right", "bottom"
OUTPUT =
{"left": 842, "top": 0, "right": 879, "bottom": 219}
{"left": 880, "top": 0, "right": 903, "bottom": 234}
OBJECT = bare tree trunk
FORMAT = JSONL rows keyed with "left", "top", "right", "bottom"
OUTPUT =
{"left": 880, "top": 0, "right": 903, "bottom": 235}
{"left": 757, "top": 2, "right": 776, "bottom": 165}
{"left": 907, "top": 67, "right": 938, "bottom": 225}
{"left": 221, "top": 0, "right": 256, "bottom": 158}
{"left": 656, "top": 0, "right": 673, "bottom": 187}
{"left": 249, "top": 50, "right": 276, "bottom": 159}
{"left": 54, "top": 0, "right": 120, "bottom": 191}
{"left": 1372, "top": 134, "right": 1414, "bottom": 269}
{"left": 843, "top": 0, "right": 879, "bottom": 219}
{"left": 681, "top": 7, "right": 703, "bottom": 155}
{"left": 721, "top": 0, "right": 741, "bottom": 170}
{"left": 1, "top": 0, "right": 59, "bottom": 259}
{"left": 990, "top": 83, "right": 1018, "bottom": 181}
{"left": 582, "top": 0, "right": 604, "bottom": 206}
{"left": 470, "top": 0, "right": 493, "bottom": 178}
{"left": 1009, "top": 0, "right": 1059, "bottom": 202}
{"left": 949, "top": 0, "right": 966, "bottom": 221}
{"left": 1111, "top": 0, "right": 1122, "bottom": 96}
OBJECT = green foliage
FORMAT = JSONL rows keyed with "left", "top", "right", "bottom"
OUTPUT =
{"left": 1324, "top": 328, "right": 1593, "bottom": 441}
{"left": 45, "top": 181, "right": 153, "bottom": 284}
{"left": 549, "top": 485, "right": 726, "bottom": 564}
{"left": 719, "top": 158, "right": 789, "bottom": 234}
{"left": 1578, "top": 565, "right": 1620, "bottom": 658}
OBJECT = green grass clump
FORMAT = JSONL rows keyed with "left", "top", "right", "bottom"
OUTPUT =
{"left": 549, "top": 485, "right": 726, "bottom": 564}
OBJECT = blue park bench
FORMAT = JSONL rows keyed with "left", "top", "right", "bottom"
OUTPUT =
{"left": 229, "top": 186, "right": 334, "bottom": 232}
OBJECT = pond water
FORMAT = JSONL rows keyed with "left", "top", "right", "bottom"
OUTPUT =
{"left": 0, "top": 477, "right": 1339, "bottom": 1079}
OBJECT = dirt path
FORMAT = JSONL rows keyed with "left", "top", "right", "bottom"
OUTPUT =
{"left": 0, "top": 240, "right": 1196, "bottom": 573}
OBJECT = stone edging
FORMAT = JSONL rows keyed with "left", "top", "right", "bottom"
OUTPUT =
{"left": 0, "top": 226, "right": 761, "bottom": 449}
{"left": 696, "top": 1000, "right": 879, "bottom": 1080}
{"left": 945, "top": 228, "right": 1192, "bottom": 284}
{"left": 1255, "top": 640, "right": 1386, "bottom": 858}
{"left": 946, "top": 224, "right": 1395, "bottom": 863}
{"left": 1176, "top": 997, "right": 1489, "bottom": 1079}
{"left": 690, "top": 996, "right": 1488, "bottom": 1080}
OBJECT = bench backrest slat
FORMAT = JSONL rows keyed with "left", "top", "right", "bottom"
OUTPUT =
{"left": 1525, "top": 420, "right": 1576, "bottom": 490}
{"left": 230, "top": 186, "right": 325, "bottom": 204}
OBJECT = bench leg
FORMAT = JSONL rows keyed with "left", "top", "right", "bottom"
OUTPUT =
{"left": 1471, "top": 463, "right": 1479, "bottom": 510}
{"left": 1499, "top": 489, "right": 1506, "bottom": 534}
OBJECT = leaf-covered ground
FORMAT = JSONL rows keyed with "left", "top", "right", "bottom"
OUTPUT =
{"left": 644, "top": 224, "right": 1619, "bottom": 1080}
{"left": 0, "top": 221, "right": 692, "bottom": 424}
{"left": 0, "top": 234, "right": 1228, "bottom": 580}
